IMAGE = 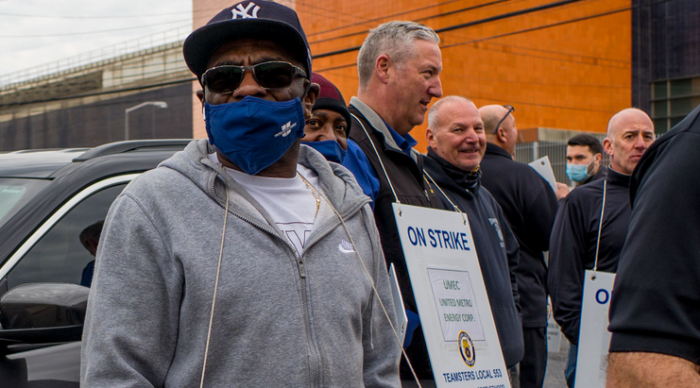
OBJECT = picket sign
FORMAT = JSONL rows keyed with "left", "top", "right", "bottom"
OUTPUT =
{"left": 574, "top": 270, "right": 616, "bottom": 388}
{"left": 528, "top": 156, "right": 558, "bottom": 193}
{"left": 392, "top": 204, "right": 510, "bottom": 388}
{"left": 389, "top": 263, "right": 408, "bottom": 345}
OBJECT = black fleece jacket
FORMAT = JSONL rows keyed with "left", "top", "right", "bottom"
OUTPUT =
{"left": 480, "top": 143, "right": 558, "bottom": 328}
{"left": 548, "top": 168, "right": 631, "bottom": 345}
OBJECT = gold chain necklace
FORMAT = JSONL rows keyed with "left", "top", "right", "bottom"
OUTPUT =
{"left": 297, "top": 171, "right": 320, "bottom": 219}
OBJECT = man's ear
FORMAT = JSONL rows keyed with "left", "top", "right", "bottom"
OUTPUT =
{"left": 497, "top": 127, "right": 508, "bottom": 144}
{"left": 376, "top": 54, "right": 392, "bottom": 84}
{"left": 594, "top": 153, "right": 603, "bottom": 164}
{"left": 426, "top": 127, "right": 436, "bottom": 148}
{"left": 196, "top": 89, "right": 205, "bottom": 104}
{"left": 303, "top": 81, "right": 320, "bottom": 119}
{"left": 603, "top": 138, "right": 614, "bottom": 156}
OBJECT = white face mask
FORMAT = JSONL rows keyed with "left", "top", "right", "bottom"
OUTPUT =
{"left": 566, "top": 158, "right": 596, "bottom": 183}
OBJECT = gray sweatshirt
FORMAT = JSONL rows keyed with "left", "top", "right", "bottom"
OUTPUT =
{"left": 80, "top": 140, "right": 401, "bottom": 388}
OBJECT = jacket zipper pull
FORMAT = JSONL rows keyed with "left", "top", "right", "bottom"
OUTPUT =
{"left": 297, "top": 256, "right": 306, "bottom": 278}
{"left": 424, "top": 190, "right": 431, "bottom": 202}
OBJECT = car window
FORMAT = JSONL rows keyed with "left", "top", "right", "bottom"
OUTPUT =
{"left": 0, "top": 178, "right": 51, "bottom": 229}
{"left": 6, "top": 184, "right": 126, "bottom": 290}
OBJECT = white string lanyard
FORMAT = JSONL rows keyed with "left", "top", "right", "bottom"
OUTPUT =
{"left": 200, "top": 187, "right": 229, "bottom": 388}
{"left": 423, "top": 170, "right": 469, "bottom": 225}
{"left": 350, "top": 113, "right": 401, "bottom": 206}
{"left": 591, "top": 180, "right": 608, "bottom": 280}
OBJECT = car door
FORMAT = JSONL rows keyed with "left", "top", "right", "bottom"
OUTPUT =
{"left": 0, "top": 174, "right": 137, "bottom": 387}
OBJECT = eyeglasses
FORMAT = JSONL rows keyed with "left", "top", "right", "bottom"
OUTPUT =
{"left": 201, "top": 61, "right": 307, "bottom": 95}
{"left": 493, "top": 105, "right": 515, "bottom": 134}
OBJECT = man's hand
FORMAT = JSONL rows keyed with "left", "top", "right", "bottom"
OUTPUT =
{"left": 555, "top": 182, "right": 570, "bottom": 200}
{"left": 606, "top": 352, "right": 700, "bottom": 388}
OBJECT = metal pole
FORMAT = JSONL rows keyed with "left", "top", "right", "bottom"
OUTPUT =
{"left": 125, "top": 110, "right": 130, "bottom": 140}
{"left": 533, "top": 141, "right": 539, "bottom": 160}
{"left": 124, "top": 101, "right": 168, "bottom": 140}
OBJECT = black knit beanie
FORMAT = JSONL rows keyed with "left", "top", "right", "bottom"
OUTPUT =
{"left": 311, "top": 73, "right": 352, "bottom": 137}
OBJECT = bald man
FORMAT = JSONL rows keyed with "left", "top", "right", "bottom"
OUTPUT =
{"left": 548, "top": 108, "right": 655, "bottom": 387}
{"left": 479, "top": 104, "right": 561, "bottom": 388}
{"left": 481, "top": 105, "right": 518, "bottom": 156}
{"left": 422, "top": 96, "right": 524, "bottom": 370}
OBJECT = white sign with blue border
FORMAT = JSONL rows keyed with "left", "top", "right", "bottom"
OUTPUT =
{"left": 392, "top": 204, "right": 510, "bottom": 387}
{"left": 575, "top": 270, "right": 616, "bottom": 388}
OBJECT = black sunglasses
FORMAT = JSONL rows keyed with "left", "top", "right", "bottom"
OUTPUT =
{"left": 201, "top": 61, "right": 307, "bottom": 95}
{"left": 493, "top": 105, "right": 515, "bottom": 134}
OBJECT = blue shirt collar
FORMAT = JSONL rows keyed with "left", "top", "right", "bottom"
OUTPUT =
{"left": 384, "top": 121, "right": 417, "bottom": 156}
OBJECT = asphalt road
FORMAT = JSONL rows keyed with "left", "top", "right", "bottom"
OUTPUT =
{"left": 543, "top": 337, "right": 569, "bottom": 388}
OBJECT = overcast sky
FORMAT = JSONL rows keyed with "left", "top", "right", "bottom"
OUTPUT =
{"left": 0, "top": 0, "right": 193, "bottom": 81}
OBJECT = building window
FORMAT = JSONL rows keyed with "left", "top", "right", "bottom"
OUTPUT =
{"left": 651, "top": 77, "right": 700, "bottom": 134}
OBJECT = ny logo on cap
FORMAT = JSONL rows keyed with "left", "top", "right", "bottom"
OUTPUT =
{"left": 231, "top": 2, "right": 260, "bottom": 19}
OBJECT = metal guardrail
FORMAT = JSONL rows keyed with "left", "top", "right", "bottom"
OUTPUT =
{"left": 0, "top": 26, "right": 191, "bottom": 89}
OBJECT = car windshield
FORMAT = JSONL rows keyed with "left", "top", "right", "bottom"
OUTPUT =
{"left": 0, "top": 178, "right": 51, "bottom": 229}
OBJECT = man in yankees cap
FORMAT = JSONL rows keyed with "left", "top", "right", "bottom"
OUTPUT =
{"left": 80, "top": 2, "right": 401, "bottom": 387}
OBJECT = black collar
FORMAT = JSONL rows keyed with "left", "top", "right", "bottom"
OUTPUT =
{"left": 606, "top": 167, "right": 631, "bottom": 188}
{"left": 427, "top": 148, "right": 482, "bottom": 193}
{"left": 484, "top": 143, "right": 512, "bottom": 159}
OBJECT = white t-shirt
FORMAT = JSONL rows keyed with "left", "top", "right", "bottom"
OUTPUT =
{"left": 208, "top": 154, "right": 320, "bottom": 257}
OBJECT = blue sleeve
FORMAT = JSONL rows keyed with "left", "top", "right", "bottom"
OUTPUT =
{"left": 81, "top": 260, "right": 95, "bottom": 287}
{"left": 342, "top": 139, "right": 380, "bottom": 208}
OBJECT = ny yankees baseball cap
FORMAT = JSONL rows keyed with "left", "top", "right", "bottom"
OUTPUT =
{"left": 183, "top": 1, "right": 312, "bottom": 83}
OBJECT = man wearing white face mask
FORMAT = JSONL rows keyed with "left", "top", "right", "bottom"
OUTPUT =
{"left": 565, "top": 134, "right": 607, "bottom": 187}
{"left": 548, "top": 108, "right": 655, "bottom": 388}
{"left": 80, "top": 2, "right": 401, "bottom": 387}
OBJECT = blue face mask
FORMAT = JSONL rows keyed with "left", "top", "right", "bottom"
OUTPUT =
{"left": 204, "top": 96, "right": 306, "bottom": 175}
{"left": 566, "top": 163, "right": 591, "bottom": 183}
{"left": 302, "top": 140, "right": 347, "bottom": 164}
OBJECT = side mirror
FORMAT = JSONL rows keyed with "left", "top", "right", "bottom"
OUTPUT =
{"left": 0, "top": 283, "right": 88, "bottom": 345}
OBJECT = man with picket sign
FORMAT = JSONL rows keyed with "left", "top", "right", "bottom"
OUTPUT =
{"left": 548, "top": 108, "right": 655, "bottom": 387}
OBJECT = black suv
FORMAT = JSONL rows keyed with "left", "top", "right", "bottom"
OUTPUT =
{"left": 0, "top": 140, "right": 189, "bottom": 387}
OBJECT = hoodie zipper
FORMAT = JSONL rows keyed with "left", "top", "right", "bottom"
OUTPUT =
{"left": 297, "top": 198, "right": 369, "bottom": 388}
{"left": 212, "top": 181, "right": 369, "bottom": 388}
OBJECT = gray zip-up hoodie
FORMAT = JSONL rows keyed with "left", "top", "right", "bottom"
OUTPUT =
{"left": 80, "top": 139, "right": 401, "bottom": 388}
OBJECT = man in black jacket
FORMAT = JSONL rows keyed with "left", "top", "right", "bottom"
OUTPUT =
{"left": 478, "top": 104, "right": 563, "bottom": 388}
{"left": 548, "top": 108, "right": 655, "bottom": 387}
{"left": 348, "top": 21, "right": 445, "bottom": 384}
{"left": 422, "top": 95, "right": 524, "bottom": 371}
{"left": 606, "top": 105, "right": 700, "bottom": 387}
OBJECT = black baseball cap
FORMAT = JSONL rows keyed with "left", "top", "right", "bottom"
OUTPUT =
{"left": 183, "top": 1, "right": 312, "bottom": 84}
